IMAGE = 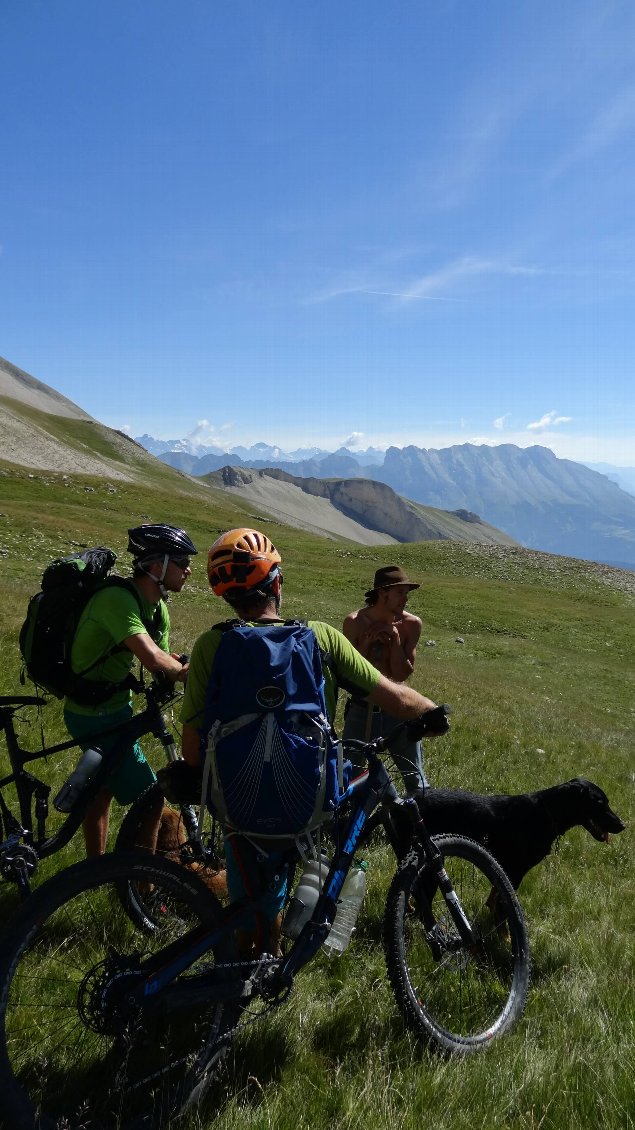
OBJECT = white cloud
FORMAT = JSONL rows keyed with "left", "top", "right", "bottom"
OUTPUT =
{"left": 526, "top": 410, "right": 573, "bottom": 432}
{"left": 359, "top": 290, "right": 460, "bottom": 301}
{"left": 467, "top": 435, "right": 496, "bottom": 446}
{"left": 382, "top": 257, "right": 543, "bottom": 303}
{"left": 494, "top": 413, "right": 511, "bottom": 430}
{"left": 550, "top": 83, "right": 635, "bottom": 179}
{"left": 120, "top": 424, "right": 131, "bottom": 433}
{"left": 343, "top": 431, "right": 365, "bottom": 448}
{"left": 185, "top": 419, "right": 233, "bottom": 444}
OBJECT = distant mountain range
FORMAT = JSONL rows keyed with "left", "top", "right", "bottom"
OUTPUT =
{"left": 136, "top": 432, "right": 635, "bottom": 569}
{"left": 0, "top": 355, "right": 515, "bottom": 551}
{"left": 135, "top": 434, "right": 386, "bottom": 467}
{"left": 374, "top": 444, "right": 635, "bottom": 569}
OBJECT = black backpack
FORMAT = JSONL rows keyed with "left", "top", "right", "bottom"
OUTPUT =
{"left": 19, "top": 547, "right": 162, "bottom": 705}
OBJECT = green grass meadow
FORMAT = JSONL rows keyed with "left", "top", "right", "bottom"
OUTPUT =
{"left": 0, "top": 453, "right": 633, "bottom": 1129}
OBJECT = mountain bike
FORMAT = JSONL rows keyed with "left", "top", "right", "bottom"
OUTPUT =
{"left": 0, "top": 707, "right": 531, "bottom": 1130}
{"left": 0, "top": 676, "right": 203, "bottom": 903}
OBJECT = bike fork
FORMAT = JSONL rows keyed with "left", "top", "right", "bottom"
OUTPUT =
{"left": 403, "top": 800, "right": 475, "bottom": 948}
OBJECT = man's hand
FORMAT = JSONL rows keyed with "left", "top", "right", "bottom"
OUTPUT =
{"left": 360, "top": 621, "right": 397, "bottom": 654}
{"left": 405, "top": 705, "right": 451, "bottom": 741}
{"left": 156, "top": 761, "right": 202, "bottom": 805}
{"left": 170, "top": 653, "right": 189, "bottom": 683}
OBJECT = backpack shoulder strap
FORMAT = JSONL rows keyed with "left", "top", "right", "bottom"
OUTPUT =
{"left": 211, "top": 618, "right": 246, "bottom": 633}
{"left": 105, "top": 577, "right": 163, "bottom": 637}
{"left": 285, "top": 619, "right": 333, "bottom": 673}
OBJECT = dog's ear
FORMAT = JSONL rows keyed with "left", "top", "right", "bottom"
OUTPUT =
{"left": 569, "top": 778, "right": 608, "bottom": 803}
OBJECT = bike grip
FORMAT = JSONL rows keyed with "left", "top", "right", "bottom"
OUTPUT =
{"left": 406, "top": 704, "right": 451, "bottom": 740}
{"left": 152, "top": 669, "right": 173, "bottom": 694}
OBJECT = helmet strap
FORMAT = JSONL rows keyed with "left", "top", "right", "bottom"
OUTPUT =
{"left": 136, "top": 554, "right": 170, "bottom": 598}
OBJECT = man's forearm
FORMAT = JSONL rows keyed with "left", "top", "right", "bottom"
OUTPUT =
{"left": 125, "top": 633, "right": 187, "bottom": 682}
{"left": 385, "top": 637, "right": 414, "bottom": 681}
{"left": 369, "top": 676, "right": 436, "bottom": 719}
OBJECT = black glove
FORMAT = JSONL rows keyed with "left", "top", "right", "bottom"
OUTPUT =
{"left": 156, "top": 761, "right": 203, "bottom": 805}
{"left": 406, "top": 704, "right": 451, "bottom": 741}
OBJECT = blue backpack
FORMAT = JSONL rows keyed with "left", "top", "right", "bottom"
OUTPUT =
{"left": 201, "top": 620, "right": 350, "bottom": 839}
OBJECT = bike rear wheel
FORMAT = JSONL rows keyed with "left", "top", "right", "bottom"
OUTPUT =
{"left": 0, "top": 851, "right": 238, "bottom": 1129}
{"left": 384, "top": 835, "right": 530, "bottom": 1053}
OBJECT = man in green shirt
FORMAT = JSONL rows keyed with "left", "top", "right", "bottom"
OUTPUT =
{"left": 65, "top": 523, "right": 197, "bottom": 856}
{"left": 181, "top": 527, "right": 442, "bottom": 955}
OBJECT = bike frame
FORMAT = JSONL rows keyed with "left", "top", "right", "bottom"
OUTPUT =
{"left": 0, "top": 683, "right": 181, "bottom": 895}
{"left": 122, "top": 729, "right": 470, "bottom": 1017}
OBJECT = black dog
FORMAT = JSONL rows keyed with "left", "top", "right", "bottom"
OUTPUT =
{"left": 387, "top": 778, "right": 625, "bottom": 890}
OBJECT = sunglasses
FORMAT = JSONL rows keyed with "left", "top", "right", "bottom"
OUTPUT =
{"left": 170, "top": 557, "right": 192, "bottom": 570}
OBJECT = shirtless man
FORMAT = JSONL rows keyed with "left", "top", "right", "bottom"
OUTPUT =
{"left": 342, "top": 565, "right": 426, "bottom": 793}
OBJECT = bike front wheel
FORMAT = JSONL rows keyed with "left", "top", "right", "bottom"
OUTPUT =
{"left": 384, "top": 835, "right": 530, "bottom": 1053}
{"left": 0, "top": 851, "right": 238, "bottom": 1129}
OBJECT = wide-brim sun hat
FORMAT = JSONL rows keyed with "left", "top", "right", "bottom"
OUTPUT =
{"left": 365, "top": 565, "right": 420, "bottom": 599}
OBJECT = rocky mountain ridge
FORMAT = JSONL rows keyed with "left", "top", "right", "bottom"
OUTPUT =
{"left": 207, "top": 466, "right": 517, "bottom": 547}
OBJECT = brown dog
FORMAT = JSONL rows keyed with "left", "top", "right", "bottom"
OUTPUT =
{"left": 158, "top": 807, "right": 284, "bottom": 956}
{"left": 156, "top": 805, "right": 228, "bottom": 899}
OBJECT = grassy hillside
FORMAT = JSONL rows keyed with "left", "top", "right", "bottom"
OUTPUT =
{"left": 0, "top": 453, "right": 633, "bottom": 1129}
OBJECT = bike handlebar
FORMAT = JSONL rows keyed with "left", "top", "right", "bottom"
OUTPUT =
{"left": 126, "top": 671, "right": 183, "bottom": 704}
{"left": 342, "top": 703, "right": 451, "bottom": 760}
{"left": 0, "top": 695, "right": 47, "bottom": 711}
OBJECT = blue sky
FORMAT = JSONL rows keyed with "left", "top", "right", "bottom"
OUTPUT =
{"left": 2, "top": 1, "right": 634, "bottom": 464}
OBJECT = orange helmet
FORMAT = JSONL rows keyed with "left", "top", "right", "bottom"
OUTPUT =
{"left": 207, "top": 528, "right": 282, "bottom": 597}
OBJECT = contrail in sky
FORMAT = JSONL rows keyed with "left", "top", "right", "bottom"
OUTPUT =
{"left": 360, "top": 290, "right": 464, "bottom": 301}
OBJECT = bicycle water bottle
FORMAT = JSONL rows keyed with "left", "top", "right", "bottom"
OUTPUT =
{"left": 282, "top": 854, "right": 330, "bottom": 940}
{"left": 322, "top": 860, "right": 368, "bottom": 957}
{"left": 53, "top": 747, "right": 103, "bottom": 813}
